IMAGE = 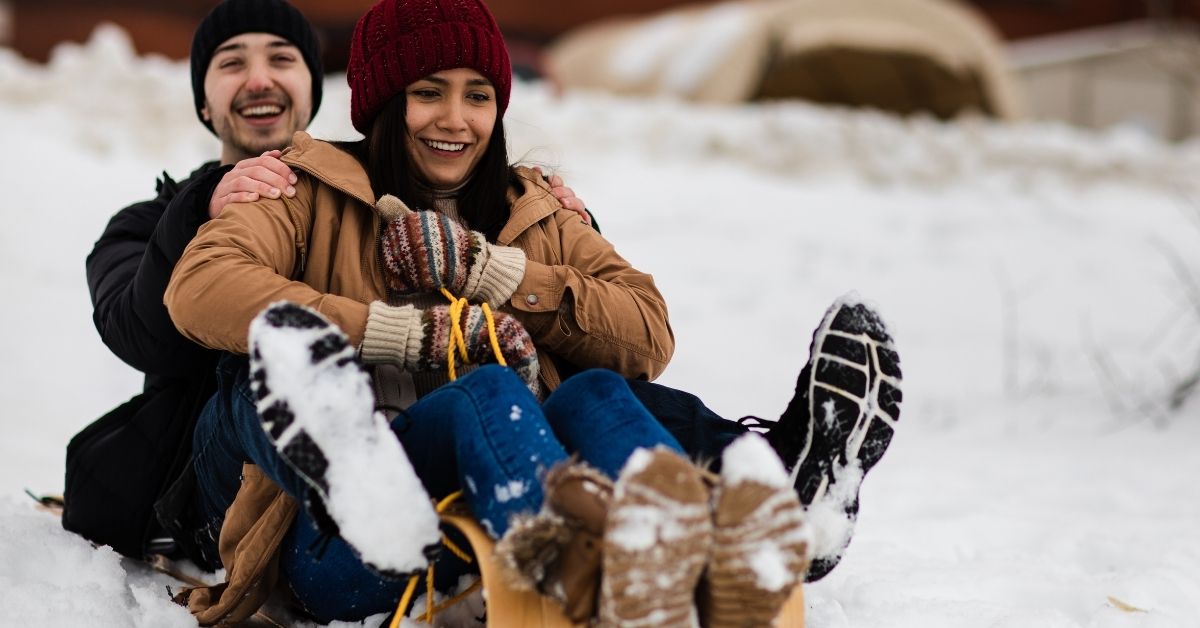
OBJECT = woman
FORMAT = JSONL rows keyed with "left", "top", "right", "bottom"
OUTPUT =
{"left": 165, "top": 0, "right": 812, "bottom": 625}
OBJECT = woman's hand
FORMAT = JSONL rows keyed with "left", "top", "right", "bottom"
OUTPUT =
{"left": 378, "top": 198, "right": 526, "bottom": 304}
{"left": 381, "top": 209, "right": 481, "bottom": 296}
{"left": 360, "top": 301, "right": 540, "bottom": 395}
{"left": 417, "top": 304, "right": 539, "bottom": 393}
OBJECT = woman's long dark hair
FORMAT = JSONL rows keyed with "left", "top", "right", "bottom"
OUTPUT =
{"left": 338, "top": 94, "right": 517, "bottom": 242}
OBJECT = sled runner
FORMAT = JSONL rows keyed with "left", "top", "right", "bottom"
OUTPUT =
{"left": 438, "top": 510, "right": 807, "bottom": 628}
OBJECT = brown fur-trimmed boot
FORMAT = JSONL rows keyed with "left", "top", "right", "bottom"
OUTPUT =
{"left": 699, "top": 433, "right": 811, "bottom": 627}
{"left": 598, "top": 447, "right": 713, "bottom": 628}
{"left": 495, "top": 461, "right": 613, "bottom": 622}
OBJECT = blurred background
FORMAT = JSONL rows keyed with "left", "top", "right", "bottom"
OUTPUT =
{"left": 3, "top": 0, "right": 1200, "bottom": 140}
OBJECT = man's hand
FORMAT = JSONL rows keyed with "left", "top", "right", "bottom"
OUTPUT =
{"left": 208, "top": 150, "right": 298, "bottom": 219}
{"left": 533, "top": 166, "right": 591, "bottom": 226}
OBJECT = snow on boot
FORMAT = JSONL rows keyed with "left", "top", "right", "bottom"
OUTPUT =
{"left": 249, "top": 301, "right": 440, "bottom": 578}
{"left": 699, "top": 433, "right": 810, "bottom": 628}
{"left": 495, "top": 460, "right": 612, "bottom": 622}
{"left": 768, "top": 294, "right": 902, "bottom": 581}
{"left": 599, "top": 447, "right": 712, "bottom": 628}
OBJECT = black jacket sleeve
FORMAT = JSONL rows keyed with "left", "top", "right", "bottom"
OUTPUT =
{"left": 86, "top": 163, "right": 231, "bottom": 378}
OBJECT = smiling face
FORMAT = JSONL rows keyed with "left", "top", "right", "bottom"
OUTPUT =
{"left": 201, "top": 32, "right": 313, "bottom": 164}
{"left": 403, "top": 68, "right": 498, "bottom": 190}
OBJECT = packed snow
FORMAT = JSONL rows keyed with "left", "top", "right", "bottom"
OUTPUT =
{"left": 493, "top": 480, "right": 529, "bottom": 504}
{"left": 2, "top": 24, "right": 1200, "bottom": 627}
{"left": 805, "top": 460, "right": 864, "bottom": 571}
{"left": 720, "top": 431, "right": 790, "bottom": 489}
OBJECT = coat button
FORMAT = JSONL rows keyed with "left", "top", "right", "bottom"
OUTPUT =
{"left": 526, "top": 294, "right": 539, "bottom": 305}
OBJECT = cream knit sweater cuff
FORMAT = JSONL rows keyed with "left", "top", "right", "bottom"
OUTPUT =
{"left": 359, "top": 302, "right": 423, "bottom": 366}
{"left": 468, "top": 244, "right": 527, "bottom": 305}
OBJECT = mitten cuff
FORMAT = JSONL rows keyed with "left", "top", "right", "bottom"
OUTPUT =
{"left": 470, "top": 244, "right": 527, "bottom": 305}
{"left": 360, "top": 302, "right": 422, "bottom": 366}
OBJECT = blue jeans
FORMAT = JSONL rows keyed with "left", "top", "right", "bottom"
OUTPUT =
{"left": 626, "top": 379, "right": 747, "bottom": 472}
{"left": 192, "top": 358, "right": 683, "bottom": 623}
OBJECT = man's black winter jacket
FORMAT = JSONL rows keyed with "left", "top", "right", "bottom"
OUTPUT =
{"left": 86, "top": 162, "right": 224, "bottom": 383}
{"left": 65, "top": 161, "right": 230, "bottom": 566}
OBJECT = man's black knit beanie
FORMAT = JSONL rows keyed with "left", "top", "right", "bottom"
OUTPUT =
{"left": 190, "top": 0, "right": 323, "bottom": 134}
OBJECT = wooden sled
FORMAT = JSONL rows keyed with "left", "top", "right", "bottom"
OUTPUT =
{"left": 439, "top": 511, "right": 806, "bottom": 628}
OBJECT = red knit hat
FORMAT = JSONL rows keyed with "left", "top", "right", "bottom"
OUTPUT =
{"left": 347, "top": 0, "right": 512, "bottom": 134}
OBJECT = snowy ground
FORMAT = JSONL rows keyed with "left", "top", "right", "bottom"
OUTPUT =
{"left": 2, "top": 27, "right": 1199, "bottom": 627}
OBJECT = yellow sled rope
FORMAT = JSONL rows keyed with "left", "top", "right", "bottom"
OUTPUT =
{"left": 389, "top": 492, "right": 482, "bottom": 628}
{"left": 440, "top": 287, "right": 507, "bottom": 383}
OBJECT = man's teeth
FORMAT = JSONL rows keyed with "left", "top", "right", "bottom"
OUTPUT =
{"left": 425, "top": 140, "right": 465, "bottom": 152}
{"left": 240, "top": 104, "right": 283, "bottom": 117}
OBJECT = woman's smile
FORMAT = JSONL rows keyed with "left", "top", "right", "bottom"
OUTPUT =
{"left": 421, "top": 139, "right": 468, "bottom": 153}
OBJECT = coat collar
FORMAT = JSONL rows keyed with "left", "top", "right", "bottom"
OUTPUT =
{"left": 280, "top": 131, "right": 377, "bottom": 209}
{"left": 499, "top": 167, "right": 562, "bottom": 245}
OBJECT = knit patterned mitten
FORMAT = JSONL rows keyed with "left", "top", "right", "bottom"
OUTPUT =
{"left": 377, "top": 194, "right": 526, "bottom": 304}
{"left": 360, "top": 301, "right": 541, "bottom": 396}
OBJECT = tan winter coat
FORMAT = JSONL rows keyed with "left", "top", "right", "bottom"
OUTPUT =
{"left": 164, "top": 131, "right": 673, "bottom": 624}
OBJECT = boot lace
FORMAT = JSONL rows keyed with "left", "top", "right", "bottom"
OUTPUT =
{"left": 737, "top": 415, "right": 776, "bottom": 433}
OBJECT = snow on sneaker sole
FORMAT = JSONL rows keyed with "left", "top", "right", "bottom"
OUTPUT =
{"left": 249, "top": 302, "right": 440, "bottom": 577}
{"left": 700, "top": 434, "right": 810, "bottom": 628}
{"left": 792, "top": 294, "right": 902, "bottom": 580}
{"left": 791, "top": 294, "right": 902, "bottom": 504}
{"left": 599, "top": 447, "right": 712, "bottom": 628}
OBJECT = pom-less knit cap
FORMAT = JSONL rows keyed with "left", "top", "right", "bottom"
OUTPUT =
{"left": 190, "top": 0, "right": 324, "bottom": 135}
{"left": 347, "top": 0, "right": 512, "bottom": 134}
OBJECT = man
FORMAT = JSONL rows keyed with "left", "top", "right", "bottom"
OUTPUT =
{"left": 65, "top": 0, "right": 326, "bottom": 569}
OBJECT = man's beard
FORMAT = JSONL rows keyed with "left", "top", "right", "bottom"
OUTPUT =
{"left": 227, "top": 124, "right": 292, "bottom": 157}
{"left": 213, "top": 90, "right": 305, "bottom": 159}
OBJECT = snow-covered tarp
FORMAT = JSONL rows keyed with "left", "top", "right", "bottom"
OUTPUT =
{"left": 1, "top": 26, "right": 1198, "bottom": 627}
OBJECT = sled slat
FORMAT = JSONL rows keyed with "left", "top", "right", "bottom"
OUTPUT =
{"left": 441, "top": 511, "right": 580, "bottom": 627}
{"left": 777, "top": 579, "right": 807, "bottom": 627}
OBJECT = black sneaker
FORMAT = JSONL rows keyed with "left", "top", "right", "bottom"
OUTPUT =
{"left": 249, "top": 302, "right": 441, "bottom": 577}
{"left": 763, "top": 295, "right": 902, "bottom": 580}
